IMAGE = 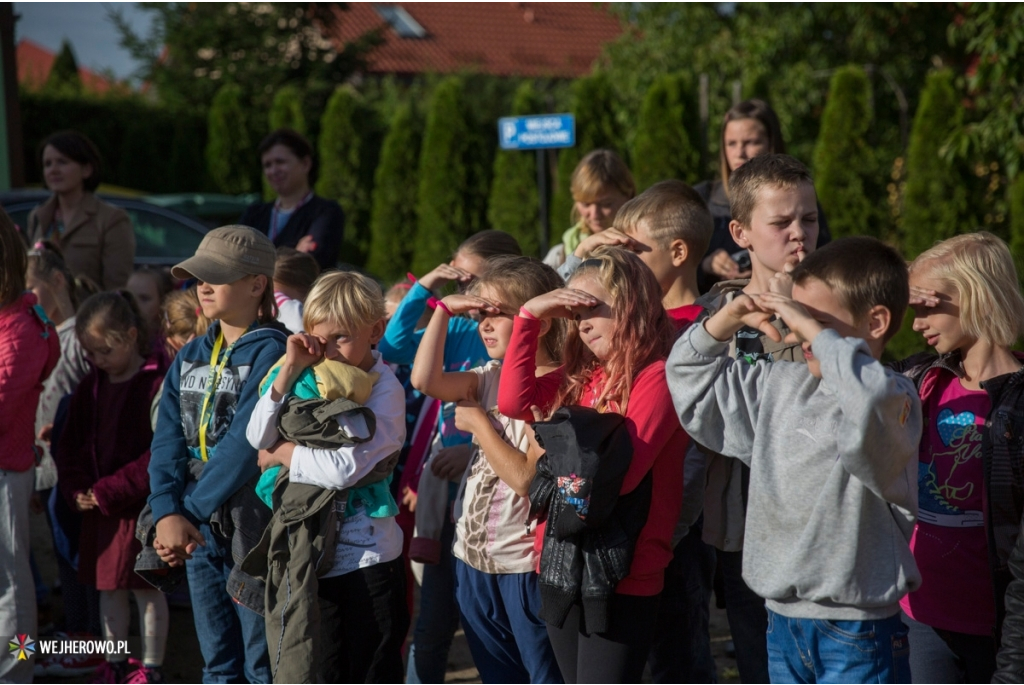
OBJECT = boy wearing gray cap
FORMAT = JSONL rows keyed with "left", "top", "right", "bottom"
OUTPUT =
{"left": 147, "top": 225, "right": 287, "bottom": 683}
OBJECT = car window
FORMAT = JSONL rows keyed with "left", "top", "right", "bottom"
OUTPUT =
{"left": 125, "top": 208, "right": 204, "bottom": 260}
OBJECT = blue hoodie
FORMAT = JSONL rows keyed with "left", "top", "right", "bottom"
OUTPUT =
{"left": 148, "top": 321, "right": 288, "bottom": 525}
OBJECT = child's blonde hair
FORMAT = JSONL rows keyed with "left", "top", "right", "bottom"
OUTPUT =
{"left": 303, "top": 270, "right": 386, "bottom": 332}
{"left": 557, "top": 246, "right": 674, "bottom": 414}
{"left": 569, "top": 149, "right": 636, "bottom": 227}
{"left": 910, "top": 232, "right": 1024, "bottom": 348}
{"left": 163, "top": 287, "right": 211, "bottom": 342}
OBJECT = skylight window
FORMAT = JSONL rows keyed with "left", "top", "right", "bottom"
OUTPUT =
{"left": 373, "top": 4, "right": 427, "bottom": 38}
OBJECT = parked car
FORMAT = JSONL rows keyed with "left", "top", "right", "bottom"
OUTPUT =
{"left": 0, "top": 189, "right": 210, "bottom": 268}
{"left": 144, "top": 193, "right": 260, "bottom": 229}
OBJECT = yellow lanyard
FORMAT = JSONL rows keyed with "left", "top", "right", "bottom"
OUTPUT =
{"left": 198, "top": 332, "right": 227, "bottom": 462}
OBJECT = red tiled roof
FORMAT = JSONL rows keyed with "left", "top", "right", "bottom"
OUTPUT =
{"left": 330, "top": 3, "right": 623, "bottom": 78}
{"left": 16, "top": 39, "right": 113, "bottom": 93}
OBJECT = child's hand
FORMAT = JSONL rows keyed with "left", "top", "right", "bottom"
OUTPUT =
{"left": 909, "top": 285, "right": 940, "bottom": 309}
{"left": 284, "top": 333, "right": 325, "bottom": 371}
{"left": 430, "top": 444, "right": 474, "bottom": 482}
{"left": 258, "top": 440, "right": 295, "bottom": 471}
{"left": 439, "top": 294, "right": 501, "bottom": 317}
{"left": 705, "top": 293, "right": 781, "bottom": 343}
{"left": 702, "top": 249, "right": 749, "bottom": 280}
{"left": 154, "top": 514, "right": 206, "bottom": 566}
{"left": 755, "top": 292, "right": 824, "bottom": 346}
{"left": 454, "top": 398, "right": 488, "bottom": 435}
{"left": 768, "top": 267, "right": 795, "bottom": 299}
{"left": 37, "top": 423, "right": 53, "bottom": 444}
{"left": 521, "top": 289, "right": 599, "bottom": 320}
{"left": 419, "top": 263, "right": 475, "bottom": 291}
{"left": 401, "top": 486, "right": 418, "bottom": 513}
{"left": 573, "top": 228, "right": 639, "bottom": 258}
{"left": 74, "top": 489, "right": 98, "bottom": 512}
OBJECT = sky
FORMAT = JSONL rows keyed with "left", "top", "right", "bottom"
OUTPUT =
{"left": 13, "top": 2, "right": 153, "bottom": 80}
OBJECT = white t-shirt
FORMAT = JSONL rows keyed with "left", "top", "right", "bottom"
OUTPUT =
{"left": 452, "top": 361, "right": 537, "bottom": 574}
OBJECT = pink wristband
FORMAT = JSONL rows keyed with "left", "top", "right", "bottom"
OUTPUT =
{"left": 428, "top": 297, "right": 453, "bottom": 316}
{"left": 518, "top": 307, "right": 539, "bottom": 321}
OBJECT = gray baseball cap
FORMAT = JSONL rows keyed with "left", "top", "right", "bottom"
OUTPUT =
{"left": 172, "top": 225, "right": 276, "bottom": 284}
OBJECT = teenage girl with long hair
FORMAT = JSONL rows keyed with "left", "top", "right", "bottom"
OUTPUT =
{"left": 498, "top": 246, "right": 688, "bottom": 683}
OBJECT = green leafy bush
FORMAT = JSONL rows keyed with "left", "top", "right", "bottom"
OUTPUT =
{"left": 632, "top": 73, "right": 700, "bottom": 190}
{"left": 206, "top": 83, "right": 255, "bottom": 194}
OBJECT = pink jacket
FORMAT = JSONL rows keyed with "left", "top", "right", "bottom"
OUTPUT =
{"left": 0, "top": 293, "right": 60, "bottom": 471}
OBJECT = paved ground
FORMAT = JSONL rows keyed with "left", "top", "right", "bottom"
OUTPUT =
{"left": 29, "top": 508, "right": 741, "bottom": 683}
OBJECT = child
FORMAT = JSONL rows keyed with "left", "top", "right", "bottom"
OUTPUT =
{"left": 499, "top": 246, "right": 688, "bottom": 683}
{"left": 0, "top": 212, "right": 59, "bottom": 684}
{"left": 246, "top": 270, "right": 409, "bottom": 682}
{"left": 148, "top": 225, "right": 287, "bottom": 683}
{"left": 54, "top": 291, "right": 170, "bottom": 683}
{"left": 161, "top": 286, "right": 211, "bottom": 358}
{"left": 895, "top": 232, "right": 1024, "bottom": 683}
{"left": 693, "top": 152, "right": 821, "bottom": 683}
{"left": 127, "top": 266, "right": 174, "bottom": 345}
{"left": 411, "top": 255, "right": 566, "bottom": 683}
{"left": 380, "top": 229, "right": 520, "bottom": 684}
{"left": 272, "top": 246, "right": 320, "bottom": 333}
{"left": 611, "top": 180, "right": 718, "bottom": 682}
{"left": 543, "top": 149, "right": 635, "bottom": 273}
{"left": 669, "top": 236, "right": 921, "bottom": 683}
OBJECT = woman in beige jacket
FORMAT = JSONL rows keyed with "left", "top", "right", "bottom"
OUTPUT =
{"left": 27, "top": 131, "right": 135, "bottom": 290}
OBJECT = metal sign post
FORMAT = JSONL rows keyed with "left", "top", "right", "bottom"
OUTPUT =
{"left": 498, "top": 113, "right": 576, "bottom": 257}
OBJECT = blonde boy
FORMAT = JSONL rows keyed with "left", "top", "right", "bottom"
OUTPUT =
{"left": 246, "top": 270, "right": 409, "bottom": 683}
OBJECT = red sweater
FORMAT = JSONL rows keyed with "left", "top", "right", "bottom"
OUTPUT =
{"left": 498, "top": 315, "right": 689, "bottom": 596}
{"left": 0, "top": 293, "right": 59, "bottom": 472}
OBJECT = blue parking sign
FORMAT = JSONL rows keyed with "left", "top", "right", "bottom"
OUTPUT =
{"left": 498, "top": 114, "right": 576, "bottom": 151}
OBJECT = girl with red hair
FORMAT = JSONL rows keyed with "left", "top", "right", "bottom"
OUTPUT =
{"left": 498, "top": 246, "right": 689, "bottom": 683}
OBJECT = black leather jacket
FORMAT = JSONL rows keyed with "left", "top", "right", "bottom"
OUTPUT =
{"left": 528, "top": 406, "right": 651, "bottom": 634}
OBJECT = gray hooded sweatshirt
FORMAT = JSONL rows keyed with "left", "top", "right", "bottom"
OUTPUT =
{"left": 668, "top": 323, "right": 923, "bottom": 620}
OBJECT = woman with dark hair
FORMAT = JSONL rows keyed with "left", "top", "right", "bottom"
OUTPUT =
{"left": 27, "top": 130, "right": 135, "bottom": 290}
{"left": 239, "top": 128, "right": 345, "bottom": 270}
{"left": 695, "top": 99, "right": 829, "bottom": 288}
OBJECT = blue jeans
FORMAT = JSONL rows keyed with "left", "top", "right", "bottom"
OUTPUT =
{"left": 766, "top": 609, "right": 911, "bottom": 684}
{"left": 453, "top": 559, "right": 562, "bottom": 684}
{"left": 185, "top": 522, "right": 271, "bottom": 684}
{"left": 406, "top": 516, "right": 460, "bottom": 684}
{"left": 648, "top": 521, "right": 718, "bottom": 683}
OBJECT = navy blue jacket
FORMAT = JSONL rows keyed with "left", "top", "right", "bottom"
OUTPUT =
{"left": 148, "top": 321, "right": 287, "bottom": 525}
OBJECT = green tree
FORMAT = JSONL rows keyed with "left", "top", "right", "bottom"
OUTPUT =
{"left": 206, "top": 83, "right": 254, "bottom": 194}
{"left": 550, "top": 73, "right": 625, "bottom": 239}
{"left": 269, "top": 85, "right": 307, "bottom": 135}
{"left": 44, "top": 40, "right": 82, "bottom": 94}
{"left": 632, "top": 73, "right": 700, "bottom": 190}
{"left": 413, "top": 78, "right": 479, "bottom": 274}
{"left": 901, "top": 70, "right": 968, "bottom": 259}
{"left": 316, "top": 85, "right": 381, "bottom": 266}
{"left": 812, "top": 66, "right": 876, "bottom": 239}
{"left": 366, "top": 103, "right": 423, "bottom": 281}
{"left": 1010, "top": 174, "right": 1024, "bottom": 275}
{"left": 487, "top": 81, "right": 542, "bottom": 257}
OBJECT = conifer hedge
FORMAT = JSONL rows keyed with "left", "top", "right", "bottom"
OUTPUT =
{"left": 206, "top": 83, "right": 254, "bottom": 194}
{"left": 902, "top": 70, "right": 968, "bottom": 259}
{"left": 412, "top": 77, "right": 479, "bottom": 274}
{"left": 366, "top": 102, "right": 423, "bottom": 282}
{"left": 316, "top": 85, "right": 382, "bottom": 266}
{"left": 264, "top": 85, "right": 308, "bottom": 200}
{"left": 1010, "top": 174, "right": 1024, "bottom": 275}
{"left": 487, "top": 81, "right": 542, "bottom": 257}
{"left": 632, "top": 74, "right": 700, "bottom": 191}
{"left": 812, "top": 66, "right": 876, "bottom": 239}
{"left": 550, "top": 73, "right": 625, "bottom": 241}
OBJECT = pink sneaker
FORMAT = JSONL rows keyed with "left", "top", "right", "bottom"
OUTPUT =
{"left": 122, "top": 660, "right": 163, "bottom": 684}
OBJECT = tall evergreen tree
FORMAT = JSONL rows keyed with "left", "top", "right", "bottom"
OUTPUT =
{"left": 413, "top": 78, "right": 477, "bottom": 275}
{"left": 550, "top": 73, "right": 625, "bottom": 241}
{"left": 902, "top": 70, "right": 968, "bottom": 259}
{"left": 1010, "top": 174, "right": 1024, "bottom": 276}
{"left": 366, "top": 103, "right": 423, "bottom": 281}
{"left": 45, "top": 40, "right": 82, "bottom": 94}
{"left": 487, "top": 81, "right": 542, "bottom": 257}
{"left": 316, "top": 85, "right": 381, "bottom": 266}
{"left": 263, "top": 85, "right": 308, "bottom": 199}
{"left": 632, "top": 73, "right": 700, "bottom": 191}
{"left": 206, "top": 83, "right": 253, "bottom": 194}
{"left": 812, "top": 66, "right": 876, "bottom": 239}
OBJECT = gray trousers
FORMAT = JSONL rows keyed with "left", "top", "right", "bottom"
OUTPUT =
{"left": 0, "top": 468, "right": 37, "bottom": 683}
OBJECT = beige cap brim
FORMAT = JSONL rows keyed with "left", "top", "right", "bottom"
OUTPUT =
{"left": 171, "top": 253, "right": 253, "bottom": 285}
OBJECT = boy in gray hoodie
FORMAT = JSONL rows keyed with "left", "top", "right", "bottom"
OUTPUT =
{"left": 668, "top": 236, "right": 923, "bottom": 683}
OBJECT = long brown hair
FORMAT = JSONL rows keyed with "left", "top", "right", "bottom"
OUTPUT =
{"left": 719, "top": 99, "right": 785, "bottom": 195}
{"left": 0, "top": 209, "right": 27, "bottom": 310}
{"left": 554, "top": 246, "right": 673, "bottom": 414}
